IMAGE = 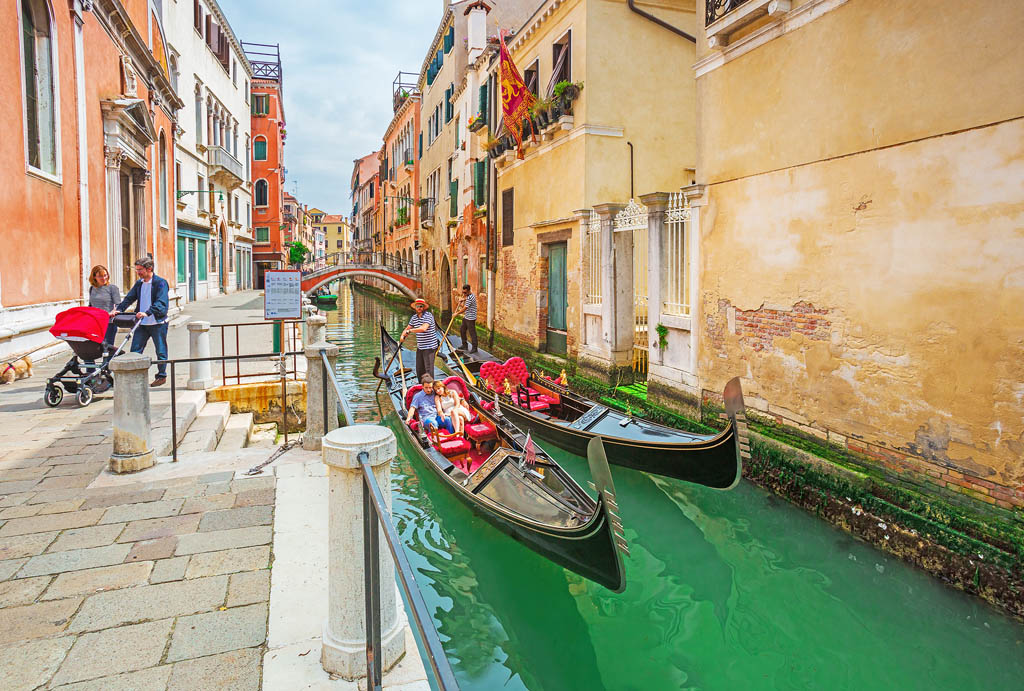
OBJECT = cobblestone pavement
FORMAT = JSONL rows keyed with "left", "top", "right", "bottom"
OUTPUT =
{"left": 0, "top": 290, "right": 282, "bottom": 690}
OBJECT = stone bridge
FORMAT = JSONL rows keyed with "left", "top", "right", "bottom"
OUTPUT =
{"left": 301, "top": 253, "right": 421, "bottom": 299}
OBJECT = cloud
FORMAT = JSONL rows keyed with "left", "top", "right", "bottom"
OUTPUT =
{"left": 219, "top": 0, "right": 439, "bottom": 213}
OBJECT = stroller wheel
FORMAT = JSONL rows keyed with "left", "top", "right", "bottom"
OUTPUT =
{"left": 76, "top": 386, "right": 94, "bottom": 407}
{"left": 44, "top": 386, "right": 64, "bottom": 408}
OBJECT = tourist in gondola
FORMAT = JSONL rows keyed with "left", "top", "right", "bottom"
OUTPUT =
{"left": 400, "top": 298, "right": 439, "bottom": 380}
{"left": 433, "top": 379, "right": 471, "bottom": 437}
{"left": 406, "top": 373, "right": 453, "bottom": 443}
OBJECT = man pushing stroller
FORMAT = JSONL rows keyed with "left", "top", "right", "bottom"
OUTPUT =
{"left": 115, "top": 257, "right": 170, "bottom": 387}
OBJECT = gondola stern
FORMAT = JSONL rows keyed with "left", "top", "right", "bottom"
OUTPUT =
{"left": 723, "top": 377, "right": 749, "bottom": 490}
{"left": 586, "top": 436, "right": 628, "bottom": 593}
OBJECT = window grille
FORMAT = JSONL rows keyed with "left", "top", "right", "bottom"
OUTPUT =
{"left": 584, "top": 212, "right": 601, "bottom": 305}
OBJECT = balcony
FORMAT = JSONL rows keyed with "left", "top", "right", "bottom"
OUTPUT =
{"left": 705, "top": 0, "right": 790, "bottom": 49}
{"left": 419, "top": 198, "right": 436, "bottom": 228}
{"left": 207, "top": 146, "right": 244, "bottom": 188}
{"left": 403, "top": 148, "right": 414, "bottom": 171}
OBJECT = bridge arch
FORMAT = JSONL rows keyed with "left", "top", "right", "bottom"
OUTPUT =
{"left": 304, "top": 269, "right": 418, "bottom": 300}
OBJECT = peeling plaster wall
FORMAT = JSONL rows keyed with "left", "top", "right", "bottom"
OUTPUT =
{"left": 699, "top": 118, "right": 1024, "bottom": 501}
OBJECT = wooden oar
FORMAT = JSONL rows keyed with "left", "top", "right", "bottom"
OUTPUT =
{"left": 437, "top": 311, "right": 458, "bottom": 351}
{"left": 375, "top": 332, "right": 405, "bottom": 394}
{"left": 440, "top": 332, "right": 477, "bottom": 388}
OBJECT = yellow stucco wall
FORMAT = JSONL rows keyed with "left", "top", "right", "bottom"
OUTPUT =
{"left": 695, "top": 0, "right": 1024, "bottom": 500}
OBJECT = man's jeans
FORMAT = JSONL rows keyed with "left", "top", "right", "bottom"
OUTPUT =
{"left": 460, "top": 318, "right": 477, "bottom": 350}
{"left": 131, "top": 323, "right": 169, "bottom": 376}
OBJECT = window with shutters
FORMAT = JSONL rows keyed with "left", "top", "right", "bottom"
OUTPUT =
{"left": 193, "top": 0, "right": 203, "bottom": 34}
{"left": 551, "top": 32, "right": 572, "bottom": 90}
{"left": 502, "top": 188, "right": 514, "bottom": 246}
{"left": 450, "top": 180, "right": 458, "bottom": 217}
{"left": 477, "top": 84, "right": 488, "bottom": 125}
{"left": 253, "top": 136, "right": 267, "bottom": 161}
{"left": 20, "top": 0, "right": 58, "bottom": 177}
{"left": 255, "top": 179, "right": 268, "bottom": 207}
{"left": 524, "top": 61, "right": 539, "bottom": 97}
{"left": 473, "top": 161, "right": 486, "bottom": 207}
{"left": 255, "top": 227, "right": 269, "bottom": 242}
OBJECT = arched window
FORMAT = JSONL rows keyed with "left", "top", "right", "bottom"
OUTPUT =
{"left": 194, "top": 87, "right": 203, "bottom": 145}
{"left": 253, "top": 136, "right": 267, "bottom": 161}
{"left": 254, "top": 179, "right": 268, "bottom": 207}
{"left": 168, "top": 54, "right": 178, "bottom": 95}
{"left": 159, "top": 131, "right": 168, "bottom": 226}
{"left": 20, "top": 0, "right": 57, "bottom": 175}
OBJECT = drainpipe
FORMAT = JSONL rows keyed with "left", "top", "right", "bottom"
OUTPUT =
{"left": 627, "top": 0, "right": 696, "bottom": 43}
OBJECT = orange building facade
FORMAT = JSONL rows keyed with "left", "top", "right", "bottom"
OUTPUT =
{"left": 244, "top": 42, "right": 286, "bottom": 287}
{"left": 380, "top": 74, "right": 420, "bottom": 273}
{"left": 1, "top": 0, "right": 182, "bottom": 360}
{"left": 350, "top": 152, "right": 380, "bottom": 255}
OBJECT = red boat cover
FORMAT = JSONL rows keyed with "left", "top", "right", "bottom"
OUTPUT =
{"left": 49, "top": 306, "right": 110, "bottom": 343}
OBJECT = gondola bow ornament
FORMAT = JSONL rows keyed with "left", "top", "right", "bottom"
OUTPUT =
{"left": 499, "top": 30, "right": 536, "bottom": 159}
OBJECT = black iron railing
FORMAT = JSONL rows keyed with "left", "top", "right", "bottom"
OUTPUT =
{"left": 214, "top": 321, "right": 303, "bottom": 385}
{"left": 154, "top": 351, "right": 302, "bottom": 462}
{"left": 319, "top": 355, "right": 458, "bottom": 690}
{"left": 706, "top": 0, "right": 750, "bottom": 26}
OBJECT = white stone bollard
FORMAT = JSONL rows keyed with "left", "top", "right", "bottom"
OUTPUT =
{"left": 303, "top": 341, "right": 340, "bottom": 451}
{"left": 186, "top": 321, "right": 214, "bottom": 390}
{"left": 109, "top": 353, "right": 155, "bottom": 473}
{"left": 306, "top": 313, "right": 327, "bottom": 346}
{"left": 321, "top": 425, "right": 405, "bottom": 680}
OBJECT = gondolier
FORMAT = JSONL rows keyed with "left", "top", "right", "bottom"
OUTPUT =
{"left": 401, "top": 298, "right": 439, "bottom": 380}
{"left": 456, "top": 284, "right": 478, "bottom": 354}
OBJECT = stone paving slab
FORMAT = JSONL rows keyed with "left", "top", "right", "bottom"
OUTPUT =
{"left": 0, "top": 635, "right": 75, "bottom": 691}
{"left": 166, "top": 647, "right": 261, "bottom": 691}
{"left": 0, "top": 531, "right": 57, "bottom": 559}
{"left": 19, "top": 543, "right": 132, "bottom": 578}
{"left": 150, "top": 556, "right": 188, "bottom": 584}
{"left": 0, "top": 557, "right": 28, "bottom": 580}
{"left": 68, "top": 575, "right": 228, "bottom": 633}
{"left": 51, "top": 664, "right": 173, "bottom": 691}
{"left": 227, "top": 570, "right": 271, "bottom": 608}
{"left": 125, "top": 536, "right": 178, "bottom": 562}
{"left": 166, "top": 602, "right": 268, "bottom": 662}
{"left": 98, "top": 498, "right": 184, "bottom": 524}
{"left": 0, "top": 508, "right": 105, "bottom": 537}
{"left": 0, "top": 574, "right": 51, "bottom": 606}
{"left": 47, "top": 523, "right": 125, "bottom": 552}
{"left": 198, "top": 504, "right": 274, "bottom": 532}
{"left": 0, "top": 597, "right": 82, "bottom": 645}
{"left": 175, "top": 525, "right": 272, "bottom": 555}
{"left": 185, "top": 545, "right": 270, "bottom": 578}
{"left": 42, "top": 562, "right": 153, "bottom": 600}
{"left": 181, "top": 492, "right": 236, "bottom": 514}
{"left": 50, "top": 619, "right": 174, "bottom": 686}
{"left": 117, "top": 514, "right": 201, "bottom": 543}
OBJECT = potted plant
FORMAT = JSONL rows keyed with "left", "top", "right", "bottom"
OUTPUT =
{"left": 530, "top": 97, "right": 554, "bottom": 128}
{"left": 468, "top": 114, "right": 486, "bottom": 132}
{"left": 553, "top": 80, "right": 584, "bottom": 114}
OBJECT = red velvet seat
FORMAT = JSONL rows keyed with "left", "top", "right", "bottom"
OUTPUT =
{"left": 435, "top": 437, "right": 471, "bottom": 457}
{"left": 466, "top": 421, "right": 497, "bottom": 441}
{"left": 442, "top": 376, "right": 470, "bottom": 398}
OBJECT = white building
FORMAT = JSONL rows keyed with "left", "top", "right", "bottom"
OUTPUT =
{"left": 163, "top": 0, "right": 254, "bottom": 303}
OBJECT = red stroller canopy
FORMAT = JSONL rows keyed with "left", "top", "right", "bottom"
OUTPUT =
{"left": 50, "top": 306, "right": 110, "bottom": 344}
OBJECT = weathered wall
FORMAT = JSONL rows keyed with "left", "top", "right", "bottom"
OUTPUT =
{"left": 695, "top": 0, "right": 1024, "bottom": 508}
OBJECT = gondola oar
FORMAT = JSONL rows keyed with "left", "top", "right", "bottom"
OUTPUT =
{"left": 440, "top": 331, "right": 477, "bottom": 388}
{"left": 374, "top": 330, "right": 406, "bottom": 394}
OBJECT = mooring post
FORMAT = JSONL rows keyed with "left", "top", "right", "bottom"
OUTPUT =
{"left": 303, "top": 341, "right": 340, "bottom": 451}
{"left": 321, "top": 425, "right": 406, "bottom": 680}
{"left": 186, "top": 320, "right": 214, "bottom": 389}
{"left": 306, "top": 313, "right": 327, "bottom": 347}
{"left": 109, "top": 353, "right": 155, "bottom": 473}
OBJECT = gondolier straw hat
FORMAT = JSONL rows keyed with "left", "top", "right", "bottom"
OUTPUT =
{"left": 410, "top": 298, "right": 428, "bottom": 308}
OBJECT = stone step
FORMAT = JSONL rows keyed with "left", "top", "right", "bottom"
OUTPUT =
{"left": 216, "top": 412, "right": 254, "bottom": 452}
{"left": 152, "top": 389, "right": 207, "bottom": 457}
{"left": 248, "top": 423, "right": 279, "bottom": 449}
{"left": 176, "top": 401, "right": 232, "bottom": 455}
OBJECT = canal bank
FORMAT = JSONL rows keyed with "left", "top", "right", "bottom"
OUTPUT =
{"left": 345, "top": 279, "right": 1024, "bottom": 621}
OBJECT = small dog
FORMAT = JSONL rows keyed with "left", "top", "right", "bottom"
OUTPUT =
{"left": 1, "top": 356, "right": 33, "bottom": 384}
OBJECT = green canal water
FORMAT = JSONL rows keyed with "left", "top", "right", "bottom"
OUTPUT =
{"left": 321, "top": 282, "right": 1023, "bottom": 690}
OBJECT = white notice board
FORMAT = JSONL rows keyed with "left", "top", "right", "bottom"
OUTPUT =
{"left": 264, "top": 270, "right": 302, "bottom": 320}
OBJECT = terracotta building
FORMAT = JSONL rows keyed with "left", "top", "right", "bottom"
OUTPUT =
{"left": 0, "top": 0, "right": 182, "bottom": 360}
{"left": 380, "top": 73, "right": 421, "bottom": 274}
{"left": 350, "top": 152, "right": 380, "bottom": 255}
{"left": 244, "top": 42, "right": 286, "bottom": 287}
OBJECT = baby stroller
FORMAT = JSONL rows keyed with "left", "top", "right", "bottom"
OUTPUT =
{"left": 44, "top": 307, "right": 141, "bottom": 407}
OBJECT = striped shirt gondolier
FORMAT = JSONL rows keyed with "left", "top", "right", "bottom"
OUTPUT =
{"left": 409, "top": 311, "right": 439, "bottom": 350}
{"left": 463, "top": 293, "right": 478, "bottom": 321}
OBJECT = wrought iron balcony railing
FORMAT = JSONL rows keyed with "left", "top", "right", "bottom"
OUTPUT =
{"left": 706, "top": 0, "right": 750, "bottom": 26}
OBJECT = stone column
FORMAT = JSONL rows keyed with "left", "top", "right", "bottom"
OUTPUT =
{"left": 321, "top": 425, "right": 405, "bottom": 680}
{"left": 640, "top": 193, "right": 670, "bottom": 367}
{"left": 109, "top": 353, "right": 155, "bottom": 473}
{"left": 104, "top": 147, "right": 125, "bottom": 284}
{"left": 303, "top": 341, "right": 340, "bottom": 451}
{"left": 306, "top": 313, "right": 327, "bottom": 346}
{"left": 592, "top": 203, "right": 629, "bottom": 371}
{"left": 132, "top": 169, "right": 150, "bottom": 260}
{"left": 187, "top": 321, "right": 214, "bottom": 390}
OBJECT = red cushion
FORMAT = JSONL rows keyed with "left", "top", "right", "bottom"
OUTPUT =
{"left": 506, "top": 357, "right": 529, "bottom": 387}
{"left": 442, "top": 376, "right": 470, "bottom": 399}
{"left": 481, "top": 400, "right": 495, "bottom": 411}
{"left": 537, "top": 394, "right": 560, "bottom": 405}
{"left": 466, "top": 421, "right": 496, "bottom": 440}
{"left": 407, "top": 419, "right": 420, "bottom": 432}
{"left": 405, "top": 384, "right": 423, "bottom": 410}
{"left": 526, "top": 400, "right": 550, "bottom": 411}
{"left": 435, "top": 437, "right": 471, "bottom": 457}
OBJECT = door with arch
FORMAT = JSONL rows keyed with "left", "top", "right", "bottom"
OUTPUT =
{"left": 440, "top": 255, "right": 452, "bottom": 319}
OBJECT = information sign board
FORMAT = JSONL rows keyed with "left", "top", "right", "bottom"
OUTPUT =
{"left": 264, "top": 270, "right": 302, "bottom": 320}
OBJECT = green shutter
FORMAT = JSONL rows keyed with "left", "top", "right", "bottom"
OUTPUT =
{"left": 474, "top": 161, "right": 485, "bottom": 207}
{"left": 176, "top": 238, "right": 186, "bottom": 283}
{"left": 478, "top": 84, "right": 488, "bottom": 124}
{"left": 450, "top": 180, "right": 458, "bottom": 217}
{"left": 418, "top": 133, "right": 423, "bottom": 158}
{"left": 254, "top": 139, "right": 267, "bottom": 160}
{"left": 197, "top": 240, "right": 208, "bottom": 280}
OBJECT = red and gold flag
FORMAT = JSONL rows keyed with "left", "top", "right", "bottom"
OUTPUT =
{"left": 498, "top": 31, "right": 536, "bottom": 160}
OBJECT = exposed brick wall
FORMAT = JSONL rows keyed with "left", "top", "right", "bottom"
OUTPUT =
{"left": 735, "top": 301, "right": 831, "bottom": 352}
{"left": 536, "top": 255, "right": 549, "bottom": 345}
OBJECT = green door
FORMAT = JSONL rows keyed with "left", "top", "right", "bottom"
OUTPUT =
{"left": 546, "top": 243, "right": 567, "bottom": 354}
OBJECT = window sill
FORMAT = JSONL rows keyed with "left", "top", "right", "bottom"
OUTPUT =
{"left": 660, "top": 313, "right": 692, "bottom": 332}
{"left": 26, "top": 166, "right": 62, "bottom": 186}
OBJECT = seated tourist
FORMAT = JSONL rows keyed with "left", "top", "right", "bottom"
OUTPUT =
{"left": 447, "top": 384, "right": 475, "bottom": 427}
{"left": 406, "top": 374, "right": 453, "bottom": 443}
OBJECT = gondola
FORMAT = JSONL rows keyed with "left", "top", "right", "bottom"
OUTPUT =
{"left": 438, "top": 335, "right": 750, "bottom": 490}
{"left": 312, "top": 292, "right": 338, "bottom": 306}
{"left": 374, "top": 325, "right": 628, "bottom": 593}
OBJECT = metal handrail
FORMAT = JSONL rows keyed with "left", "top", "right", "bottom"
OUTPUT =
{"left": 320, "top": 356, "right": 458, "bottom": 690}
{"left": 154, "top": 351, "right": 302, "bottom": 462}
{"left": 214, "top": 321, "right": 303, "bottom": 385}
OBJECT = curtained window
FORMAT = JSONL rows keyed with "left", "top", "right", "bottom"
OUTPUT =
{"left": 21, "top": 0, "right": 57, "bottom": 175}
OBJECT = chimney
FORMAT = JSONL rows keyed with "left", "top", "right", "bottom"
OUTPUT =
{"left": 466, "top": 1, "right": 491, "bottom": 61}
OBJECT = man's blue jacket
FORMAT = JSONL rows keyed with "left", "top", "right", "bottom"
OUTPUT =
{"left": 117, "top": 275, "right": 170, "bottom": 322}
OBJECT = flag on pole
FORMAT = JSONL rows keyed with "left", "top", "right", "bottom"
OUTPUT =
{"left": 523, "top": 431, "right": 537, "bottom": 467}
{"left": 498, "top": 30, "right": 536, "bottom": 160}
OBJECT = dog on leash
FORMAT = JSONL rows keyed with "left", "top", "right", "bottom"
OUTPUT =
{"left": 1, "top": 356, "right": 33, "bottom": 384}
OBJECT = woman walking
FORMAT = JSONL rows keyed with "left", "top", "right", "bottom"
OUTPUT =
{"left": 87, "top": 265, "right": 121, "bottom": 346}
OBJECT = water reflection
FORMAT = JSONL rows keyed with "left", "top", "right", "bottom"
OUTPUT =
{"left": 324, "top": 280, "right": 1024, "bottom": 691}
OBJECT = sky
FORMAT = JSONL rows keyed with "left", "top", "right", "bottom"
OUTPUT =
{"left": 219, "top": 0, "right": 442, "bottom": 214}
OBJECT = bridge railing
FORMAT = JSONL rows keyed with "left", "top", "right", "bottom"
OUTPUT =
{"left": 316, "top": 252, "right": 420, "bottom": 278}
